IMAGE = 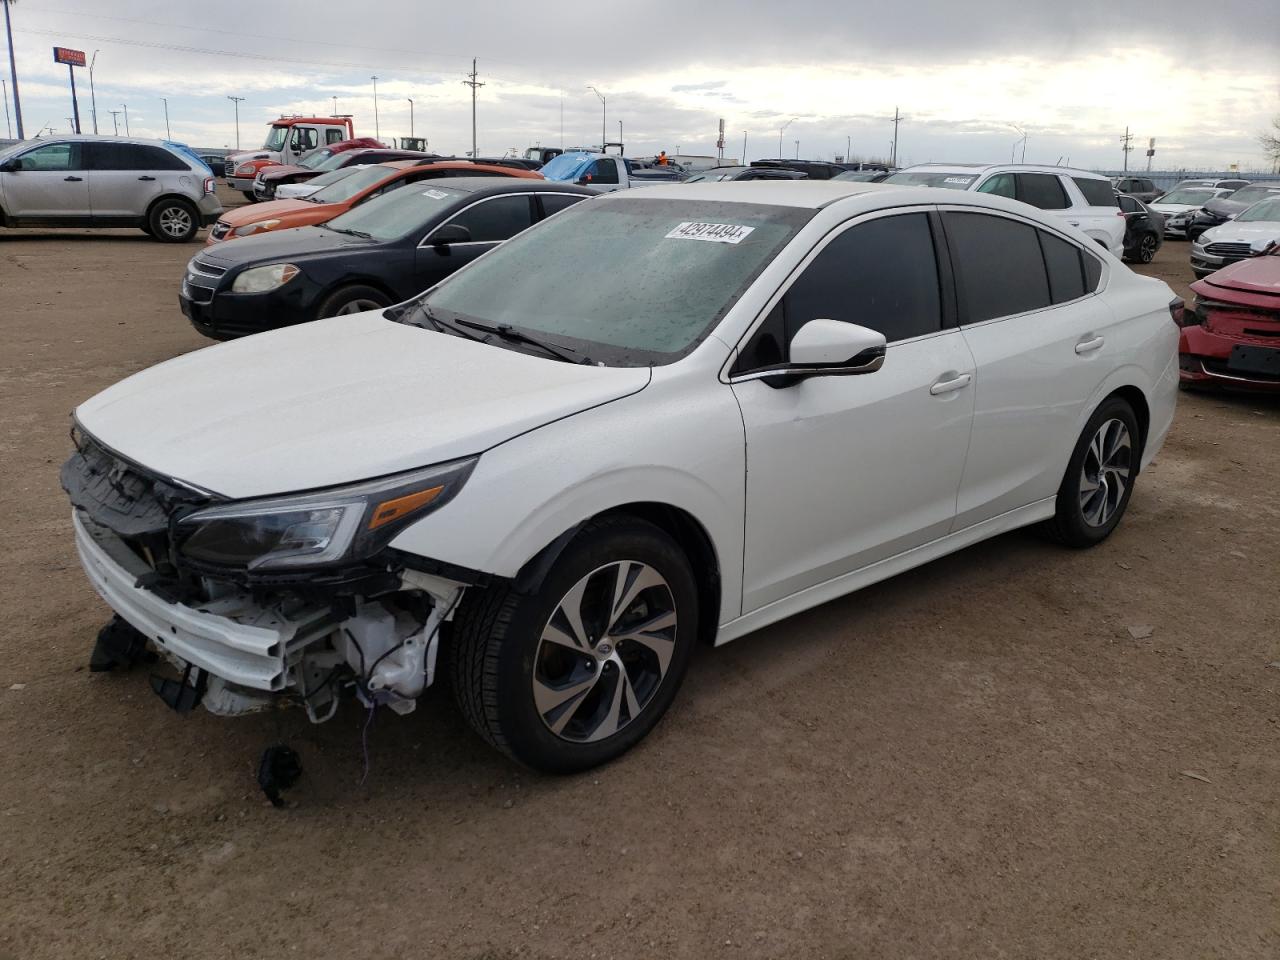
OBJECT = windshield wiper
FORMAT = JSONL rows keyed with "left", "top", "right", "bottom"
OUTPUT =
{"left": 410, "top": 304, "right": 487, "bottom": 342}
{"left": 320, "top": 224, "right": 373, "bottom": 239}
{"left": 452, "top": 318, "right": 587, "bottom": 364}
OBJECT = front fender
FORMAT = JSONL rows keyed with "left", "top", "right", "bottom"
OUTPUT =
{"left": 388, "top": 377, "right": 746, "bottom": 627}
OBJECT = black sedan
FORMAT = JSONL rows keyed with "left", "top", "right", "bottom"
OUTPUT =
{"left": 180, "top": 179, "right": 594, "bottom": 339}
{"left": 1186, "top": 183, "right": 1280, "bottom": 241}
{"left": 1117, "top": 193, "right": 1164, "bottom": 263}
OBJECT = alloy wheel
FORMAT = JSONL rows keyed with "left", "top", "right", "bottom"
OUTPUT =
{"left": 533, "top": 560, "right": 678, "bottom": 743}
{"left": 334, "top": 299, "right": 385, "bottom": 315}
{"left": 159, "top": 205, "right": 193, "bottom": 238}
{"left": 1079, "top": 418, "right": 1132, "bottom": 527}
{"left": 1140, "top": 233, "right": 1158, "bottom": 262}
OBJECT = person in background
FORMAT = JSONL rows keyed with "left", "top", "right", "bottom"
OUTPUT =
{"left": 658, "top": 151, "right": 669, "bottom": 166}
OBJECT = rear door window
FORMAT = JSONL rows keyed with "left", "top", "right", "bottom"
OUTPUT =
{"left": 1117, "top": 195, "right": 1141, "bottom": 213}
{"left": 1072, "top": 177, "right": 1119, "bottom": 207}
{"left": 1015, "top": 173, "right": 1071, "bottom": 210}
{"left": 943, "top": 212, "right": 1051, "bottom": 322}
{"left": 1038, "top": 231, "right": 1087, "bottom": 303}
{"left": 538, "top": 193, "right": 586, "bottom": 218}
{"left": 588, "top": 159, "right": 619, "bottom": 185}
{"left": 449, "top": 195, "right": 537, "bottom": 242}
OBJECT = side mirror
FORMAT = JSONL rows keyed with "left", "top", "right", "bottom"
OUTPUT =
{"left": 576, "top": 174, "right": 594, "bottom": 185}
{"left": 429, "top": 223, "right": 472, "bottom": 248}
{"left": 0, "top": 159, "right": 19, "bottom": 173}
{"left": 752, "top": 320, "right": 886, "bottom": 388}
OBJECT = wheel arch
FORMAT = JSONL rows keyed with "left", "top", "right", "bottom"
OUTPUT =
{"left": 312, "top": 277, "right": 398, "bottom": 319}
{"left": 1105, "top": 384, "right": 1150, "bottom": 460}
{"left": 144, "top": 192, "right": 198, "bottom": 220}
{"left": 512, "top": 502, "right": 722, "bottom": 647}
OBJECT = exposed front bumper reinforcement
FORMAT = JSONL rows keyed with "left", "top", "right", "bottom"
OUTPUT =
{"left": 73, "top": 510, "right": 336, "bottom": 695}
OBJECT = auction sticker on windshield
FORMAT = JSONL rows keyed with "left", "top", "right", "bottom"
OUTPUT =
{"left": 665, "top": 222, "right": 756, "bottom": 244}
{"left": 422, "top": 188, "right": 451, "bottom": 200}
{"left": 944, "top": 176, "right": 975, "bottom": 185}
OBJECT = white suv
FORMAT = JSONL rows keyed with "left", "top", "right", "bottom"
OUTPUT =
{"left": 0, "top": 135, "right": 222, "bottom": 242}
{"left": 885, "top": 164, "right": 1127, "bottom": 257}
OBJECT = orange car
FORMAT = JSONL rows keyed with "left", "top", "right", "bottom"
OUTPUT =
{"left": 206, "top": 160, "right": 541, "bottom": 244}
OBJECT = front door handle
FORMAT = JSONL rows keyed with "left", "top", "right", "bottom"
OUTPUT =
{"left": 1075, "top": 335, "right": 1105, "bottom": 354}
{"left": 1069, "top": 220, "right": 1080, "bottom": 226}
{"left": 64, "top": 176, "right": 83, "bottom": 182}
{"left": 930, "top": 373, "right": 972, "bottom": 396}
{"left": 137, "top": 175, "right": 156, "bottom": 181}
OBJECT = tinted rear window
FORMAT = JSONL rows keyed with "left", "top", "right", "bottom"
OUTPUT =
{"left": 1039, "top": 231, "right": 1087, "bottom": 303}
{"left": 944, "top": 212, "right": 1051, "bottom": 323}
{"left": 1073, "top": 177, "right": 1118, "bottom": 207}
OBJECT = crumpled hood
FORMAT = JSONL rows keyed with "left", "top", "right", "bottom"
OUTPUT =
{"left": 74, "top": 312, "right": 651, "bottom": 498}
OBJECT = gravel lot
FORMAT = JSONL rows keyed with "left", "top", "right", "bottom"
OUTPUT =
{"left": 1, "top": 199, "right": 1277, "bottom": 959}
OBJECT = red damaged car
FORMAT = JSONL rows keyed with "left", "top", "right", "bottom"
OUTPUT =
{"left": 1178, "top": 246, "right": 1280, "bottom": 391}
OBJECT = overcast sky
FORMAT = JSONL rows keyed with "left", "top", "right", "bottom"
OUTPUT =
{"left": 3, "top": 0, "right": 1278, "bottom": 170}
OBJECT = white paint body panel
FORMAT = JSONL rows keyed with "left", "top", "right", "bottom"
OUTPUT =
{"left": 72, "top": 183, "right": 1178, "bottom": 650}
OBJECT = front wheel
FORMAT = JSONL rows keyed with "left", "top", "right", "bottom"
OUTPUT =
{"left": 1134, "top": 232, "right": 1159, "bottom": 263}
{"left": 1043, "top": 397, "right": 1140, "bottom": 547}
{"left": 449, "top": 516, "right": 698, "bottom": 773}
{"left": 315, "top": 284, "right": 393, "bottom": 319}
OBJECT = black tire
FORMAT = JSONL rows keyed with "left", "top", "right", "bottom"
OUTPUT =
{"left": 314, "top": 284, "right": 393, "bottom": 319}
{"left": 147, "top": 198, "right": 200, "bottom": 243}
{"left": 242, "top": 191, "right": 257, "bottom": 203}
{"left": 450, "top": 516, "right": 698, "bottom": 773}
{"left": 1133, "top": 232, "right": 1159, "bottom": 263}
{"left": 1043, "top": 396, "right": 1141, "bottom": 548}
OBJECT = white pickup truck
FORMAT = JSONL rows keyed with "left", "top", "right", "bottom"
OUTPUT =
{"left": 537, "top": 151, "right": 683, "bottom": 192}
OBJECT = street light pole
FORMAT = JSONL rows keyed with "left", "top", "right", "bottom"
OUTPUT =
{"left": 588, "top": 86, "right": 605, "bottom": 152}
{"left": 162, "top": 96, "right": 170, "bottom": 139}
{"left": 89, "top": 49, "right": 98, "bottom": 133}
{"left": 407, "top": 97, "right": 414, "bottom": 138}
{"left": 794, "top": 139, "right": 799, "bottom": 159}
{"left": 3, "top": 0, "right": 23, "bottom": 139}
{"left": 370, "top": 76, "right": 379, "bottom": 140}
{"left": 227, "top": 95, "right": 244, "bottom": 149}
{"left": 2, "top": 78, "right": 9, "bottom": 139}
{"left": 778, "top": 118, "right": 794, "bottom": 159}
{"left": 742, "top": 130, "right": 747, "bottom": 165}
{"left": 121, "top": 103, "right": 129, "bottom": 135}
{"left": 617, "top": 119, "right": 622, "bottom": 149}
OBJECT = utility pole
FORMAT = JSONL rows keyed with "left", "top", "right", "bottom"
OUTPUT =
{"left": 89, "top": 49, "right": 98, "bottom": 133}
{"left": 587, "top": 85, "right": 605, "bottom": 153}
{"left": 1121, "top": 126, "right": 1133, "bottom": 171}
{"left": 3, "top": 0, "right": 23, "bottom": 139}
{"left": 463, "top": 59, "right": 484, "bottom": 158}
{"left": 890, "top": 106, "right": 903, "bottom": 168}
{"left": 370, "top": 76, "right": 379, "bottom": 140}
{"left": 846, "top": 135, "right": 851, "bottom": 162}
{"left": 742, "top": 130, "right": 747, "bottom": 165}
{"left": 121, "top": 103, "right": 129, "bottom": 136}
{"left": 2, "top": 78, "right": 9, "bottom": 138}
{"left": 779, "top": 117, "right": 794, "bottom": 159}
{"left": 227, "top": 95, "right": 244, "bottom": 149}
{"left": 162, "top": 97, "right": 170, "bottom": 139}
{"left": 407, "top": 97, "right": 414, "bottom": 138}
{"left": 108, "top": 109, "right": 119, "bottom": 135}
{"left": 794, "top": 139, "right": 799, "bottom": 159}
{"left": 617, "top": 119, "right": 622, "bottom": 150}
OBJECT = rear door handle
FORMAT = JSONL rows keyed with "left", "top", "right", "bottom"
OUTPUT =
{"left": 930, "top": 373, "right": 972, "bottom": 396}
{"left": 137, "top": 175, "right": 156, "bottom": 181}
{"left": 1069, "top": 220, "right": 1080, "bottom": 226}
{"left": 64, "top": 176, "right": 83, "bottom": 182}
{"left": 1075, "top": 335, "right": 1105, "bottom": 354}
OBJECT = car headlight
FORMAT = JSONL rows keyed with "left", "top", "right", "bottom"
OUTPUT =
{"left": 177, "top": 458, "right": 477, "bottom": 571}
{"left": 231, "top": 262, "right": 298, "bottom": 293}
{"left": 232, "top": 219, "right": 281, "bottom": 238}
{"left": 235, "top": 163, "right": 257, "bottom": 176}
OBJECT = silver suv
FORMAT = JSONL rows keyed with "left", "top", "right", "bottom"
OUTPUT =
{"left": 0, "top": 136, "right": 223, "bottom": 242}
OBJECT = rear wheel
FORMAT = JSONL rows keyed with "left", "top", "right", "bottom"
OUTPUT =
{"left": 1135, "top": 232, "right": 1159, "bottom": 263}
{"left": 147, "top": 198, "right": 200, "bottom": 243}
{"left": 450, "top": 516, "right": 698, "bottom": 773}
{"left": 1044, "top": 397, "right": 1140, "bottom": 547}
{"left": 315, "top": 285, "right": 393, "bottom": 319}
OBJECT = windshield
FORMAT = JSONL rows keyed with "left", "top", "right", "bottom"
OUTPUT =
{"left": 883, "top": 170, "right": 978, "bottom": 189}
{"left": 1237, "top": 198, "right": 1280, "bottom": 223}
{"left": 1157, "top": 188, "right": 1216, "bottom": 205}
{"left": 326, "top": 183, "right": 466, "bottom": 240}
{"left": 310, "top": 164, "right": 400, "bottom": 203}
{"left": 539, "top": 152, "right": 593, "bottom": 182}
{"left": 1227, "top": 186, "right": 1280, "bottom": 205}
{"left": 299, "top": 150, "right": 334, "bottom": 170}
{"left": 262, "top": 126, "right": 289, "bottom": 152}
{"left": 302, "top": 165, "right": 367, "bottom": 190}
{"left": 408, "top": 197, "right": 812, "bottom": 365}
{"left": 834, "top": 170, "right": 882, "bottom": 181}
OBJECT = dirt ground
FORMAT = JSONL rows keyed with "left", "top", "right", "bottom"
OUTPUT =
{"left": 1, "top": 200, "right": 1277, "bottom": 960}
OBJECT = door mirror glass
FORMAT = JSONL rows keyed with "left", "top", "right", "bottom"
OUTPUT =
{"left": 429, "top": 223, "right": 472, "bottom": 247}
{"left": 0, "top": 158, "right": 18, "bottom": 173}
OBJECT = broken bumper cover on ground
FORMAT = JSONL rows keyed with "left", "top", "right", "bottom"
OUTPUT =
{"left": 73, "top": 509, "right": 335, "bottom": 695}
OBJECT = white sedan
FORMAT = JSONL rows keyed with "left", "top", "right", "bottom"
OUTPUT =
{"left": 64, "top": 182, "right": 1179, "bottom": 773}
{"left": 1149, "top": 186, "right": 1234, "bottom": 238}
{"left": 1191, "top": 196, "right": 1280, "bottom": 277}
{"left": 273, "top": 164, "right": 370, "bottom": 201}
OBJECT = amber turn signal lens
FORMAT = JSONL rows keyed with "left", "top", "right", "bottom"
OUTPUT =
{"left": 367, "top": 485, "right": 444, "bottom": 530}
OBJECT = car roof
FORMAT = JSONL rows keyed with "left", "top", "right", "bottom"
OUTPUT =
{"left": 900, "top": 162, "right": 1108, "bottom": 180}
{"left": 422, "top": 177, "right": 588, "bottom": 196}
{"left": 17, "top": 134, "right": 179, "bottom": 146}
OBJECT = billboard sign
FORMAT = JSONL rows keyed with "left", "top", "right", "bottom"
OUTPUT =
{"left": 53, "top": 47, "right": 87, "bottom": 67}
